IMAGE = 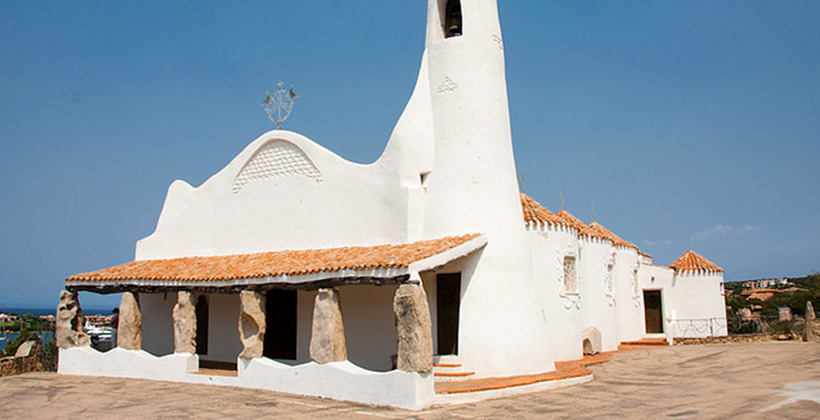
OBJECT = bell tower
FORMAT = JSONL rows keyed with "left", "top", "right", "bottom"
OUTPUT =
{"left": 418, "top": 0, "right": 555, "bottom": 377}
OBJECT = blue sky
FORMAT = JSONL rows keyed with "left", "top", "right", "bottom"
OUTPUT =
{"left": 1, "top": 1, "right": 818, "bottom": 309}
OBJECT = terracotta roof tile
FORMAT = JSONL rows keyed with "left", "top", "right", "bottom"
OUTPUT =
{"left": 66, "top": 234, "right": 480, "bottom": 284}
{"left": 555, "top": 210, "right": 587, "bottom": 232}
{"left": 669, "top": 250, "right": 724, "bottom": 273}
{"left": 520, "top": 194, "right": 566, "bottom": 227}
{"left": 582, "top": 223, "right": 638, "bottom": 249}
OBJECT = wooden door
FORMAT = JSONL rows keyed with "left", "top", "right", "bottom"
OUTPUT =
{"left": 264, "top": 290, "right": 297, "bottom": 360}
{"left": 644, "top": 290, "right": 664, "bottom": 334}
{"left": 437, "top": 273, "right": 461, "bottom": 355}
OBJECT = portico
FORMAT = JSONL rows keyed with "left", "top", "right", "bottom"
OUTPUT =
{"left": 57, "top": 235, "right": 485, "bottom": 409}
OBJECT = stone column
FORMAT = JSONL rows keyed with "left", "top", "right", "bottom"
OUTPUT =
{"left": 118, "top": 291, "right": 142, "bottom": 350}
{"left": 56, "top": 290, "right": 90, "bottom": 348}
{"left": 309, "top": 288, "right": 347, "bottom": 364}
{"left": 238, "top": 291, "right": 266, "bottom": 359}
{"left": 806, "top": 301, "right": 818, "bottom": 343}
{"left": 173, "top": 291, "right": 197, "bottom": 354}
{"left": 393, "top": 282, "right": 433, "bottom": 373}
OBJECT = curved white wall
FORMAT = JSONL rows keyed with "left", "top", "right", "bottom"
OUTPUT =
{"left": 419, "top": 0, "right": 554, "bottom": 377}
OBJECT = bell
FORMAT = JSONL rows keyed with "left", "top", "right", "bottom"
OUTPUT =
{"left": 448, "top": 24, "right": 461, "bottom": 36}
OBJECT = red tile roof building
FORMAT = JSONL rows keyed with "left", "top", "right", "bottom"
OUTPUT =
{"left": 669, "top": 250, "right": 724, "bottom": 273}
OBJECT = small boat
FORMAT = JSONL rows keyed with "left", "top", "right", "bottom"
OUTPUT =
{"left": 85, "top": 321, "right": 113, "bottom": 343}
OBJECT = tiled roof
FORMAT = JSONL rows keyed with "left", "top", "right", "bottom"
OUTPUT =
{"left": 669, "top": 250, "right": 724, "bottom": 273}
{"left": 578, "top": 222, "right": 613, "bottom": 243}
{"left": 582, "top": 223, "right": 638, "bottom": 249}
{"left": 66, "top": 234, "right": 481, "bottom": 284}
{"left": 555, "top": 210, "right": 587, "bottom": 232}
{"left": 520, "top": 194, "right": 566, "bottom": 227}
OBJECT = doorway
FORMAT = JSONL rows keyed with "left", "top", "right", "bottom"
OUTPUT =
{"left": 643, "top": 290, "right": 664, "bottom": 334}
{"left": 436, "top": 273, "right": 461, "bottom": 355}
{"left": 264, "top": 290, "right": 297, "bottom": 360}
{"left": 195, "top": 295, "right": 209, "bottom": 355}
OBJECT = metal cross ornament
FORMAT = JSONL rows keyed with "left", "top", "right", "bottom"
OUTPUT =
{"left": 261, "top": 81, "right": 299, "bottom": 130}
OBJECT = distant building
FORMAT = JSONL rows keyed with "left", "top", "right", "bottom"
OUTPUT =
{"left": 742, "top": 278, "right": 790, "bottom": 289}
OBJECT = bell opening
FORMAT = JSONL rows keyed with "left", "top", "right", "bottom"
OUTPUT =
{"left": 444, "top": 0, "right": 462, "bottom": 38}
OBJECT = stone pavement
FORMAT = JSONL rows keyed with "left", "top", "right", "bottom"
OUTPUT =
{"left": 1, "top": 341, "right": 818, "bottom": 419}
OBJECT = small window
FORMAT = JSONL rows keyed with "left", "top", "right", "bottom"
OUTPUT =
{"left": 563, "top": 256, "right": 577, "bottom": 293}
{"left": 632, "top": 269, "right": 639, "bottom": 295}
{"left": 444, "top": 0, "right": 462, "bottom": 38}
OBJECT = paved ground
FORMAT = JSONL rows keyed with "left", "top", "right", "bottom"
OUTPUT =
{"left": 1, "top": 341, "right": 819, "bottom": 419}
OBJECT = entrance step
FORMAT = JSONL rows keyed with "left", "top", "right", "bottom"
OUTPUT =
{"left": 433, "top": 356, "right": 475, "bottom": 381}
{"left": 619, "top": 337, "right": 670, "bottom": 347}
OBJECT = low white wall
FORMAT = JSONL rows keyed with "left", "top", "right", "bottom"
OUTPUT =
{"left": 240, "top": 357, "right": 433, "bottom": 410}
{"left": 59, "top": 347, "right": 434, "bottom": 410}
{"left": 141, "top": 292, "right": 176, "bottom": 356}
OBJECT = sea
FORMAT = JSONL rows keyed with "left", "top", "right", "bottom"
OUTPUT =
{"left": 0, "top": 306, "right": 111, "bottom": 352}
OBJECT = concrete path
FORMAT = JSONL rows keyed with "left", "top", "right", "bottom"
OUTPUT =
{"left": 1, "top": 341, "right": 818, "bottom": 419}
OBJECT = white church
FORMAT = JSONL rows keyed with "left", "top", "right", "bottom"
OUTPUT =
{"left": 57, "top": 0, "right": 728, "bottom": 410}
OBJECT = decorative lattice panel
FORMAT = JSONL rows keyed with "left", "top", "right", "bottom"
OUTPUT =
{"left": 232, "top": 141, "right": 322, "bottom": 194}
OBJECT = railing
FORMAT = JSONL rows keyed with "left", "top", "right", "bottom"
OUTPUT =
{"left": 669, "top": 318, "right": 728, "bottom": 338}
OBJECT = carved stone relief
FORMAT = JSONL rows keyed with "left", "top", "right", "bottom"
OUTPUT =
{"left": 437, "top": 77, "right": 459, "bottom": 94}
{"left": 232, "top": 140, "right": 322, "bottom": 194}
{"left": 556, "top": 243, "right": 581, "bottom": 310}
{"left": 604, "top": 252, "right": 616, "bottom": 307}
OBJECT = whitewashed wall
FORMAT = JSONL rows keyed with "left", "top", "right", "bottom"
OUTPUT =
{"left": 204, "top": 293, "right": 242, "bottom": 363}
{"left": 638, "top": 263, "right": 675, "bottom": 338}
{"left": 337, "top": 285, "right": 400, "bottom": 371}
{"left": 417, "top": 0, "right": 554, "bottom": 378}
{"left": 140, "top": 292, "right": 175, "bottom": 356}
{"left": 666, "top": 271, "right": 728, "bottom": 337}
{"left": 613, "top": 247, "right": 643, "bottom": 343}
{"left": 579, "top": 238, "right": 619, "bottom": 352}
{"left": 526, "top": 224, "right": 583, "bottom": 362}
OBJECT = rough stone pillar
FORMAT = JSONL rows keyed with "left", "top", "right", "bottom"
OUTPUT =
{"left": 393, "top": 282, "right": 433, "bottom": 373}
{"left": 238, "top": 291, "right": 266, "bottom": 359}
{"left": 173, "top": 291, "right": 197, "bottom": 354}
{"left": 118, "top": 291, "right": 142, "bottom": 350}
{"left": 56, "top": 290, "right": 90, "bottom": 349}
{"left": 309, "top": 288, "right": 347, "bottom": 364}
{"left": 806, "top": 301, "right": 818, "bottom": 343}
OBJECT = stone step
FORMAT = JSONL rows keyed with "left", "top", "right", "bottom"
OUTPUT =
{"left": 620, "top": 338, "right": 670, "bottom": 347}
{"left": 434, "top": 370, "right": 477, "bottom": 381}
